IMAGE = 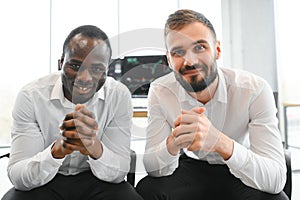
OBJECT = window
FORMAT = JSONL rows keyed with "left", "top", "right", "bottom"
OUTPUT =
{"left": 50, "top": 0, "right": 119, "bottom": 72}
{"left": 275, "top": 0, "right": 300, "bottom": 103}
{"left": 0, "top": 0, "right": 222, "bottom": 145}
{"left": 0, "top": 0, "right": 50, "bottom": 145}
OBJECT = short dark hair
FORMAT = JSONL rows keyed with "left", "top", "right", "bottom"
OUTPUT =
{"left": 164, "top": 9, "right": 217, "bottom": 40}
{"left": 62, "top": 25, "right": 112, "bottom": 59}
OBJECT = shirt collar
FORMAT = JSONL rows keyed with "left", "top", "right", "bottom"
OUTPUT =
{"left": 214, "top": 67, "right": 227, "bottom": 104}
{"left": 95, "top": 84, "right": 105, "bottom": 100}
{"left": 50, "top": 75, "right": 64, "bottom": 101}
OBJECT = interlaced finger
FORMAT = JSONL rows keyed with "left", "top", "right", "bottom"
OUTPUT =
{"left": 180, "top": 114, "right": 202, "bottom": 124}
{"left": 173, "top": 133, "right": 195, "bottom": 148}
{"left": 62, "top": 139, "right": 86, "bottom": 151}
{"left": 75, "top": 106, "right": 96, "bottom": 119}
{"left": 173, "top": 124, "right": 199, "bottom": 138}
{"left": 73, "top": 110, "right": 98, "bottom": 130}
{"left": 60, "top": 129, "right": 79, "bottom": 139}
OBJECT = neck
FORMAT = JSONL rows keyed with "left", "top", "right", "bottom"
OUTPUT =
{"left": 189, "top": 75, "right": 219, "bottom": 105}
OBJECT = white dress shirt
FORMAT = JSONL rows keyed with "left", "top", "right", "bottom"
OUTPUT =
{"left": 143, "top": 67, "right": 286, "bottom": 194}
{"left": 8, "top": 72, "right": 133, "bottom": 191}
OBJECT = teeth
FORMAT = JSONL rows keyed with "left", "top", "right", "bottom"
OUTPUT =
{"left": 79, "top": 87, "right": 88, "bottom": 91}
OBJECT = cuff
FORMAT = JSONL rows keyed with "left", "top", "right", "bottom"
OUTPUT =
{"left": 88, "top": 143, "right": 116, "bottom": 168}
{"left": 224, "top": 141, "right": 248, "bottom": 170}
{"left": 47, "top": 143, "right": 65, "bottom": 166}
{"left": 158, "top": 138, "right": 180, "bottom": 166}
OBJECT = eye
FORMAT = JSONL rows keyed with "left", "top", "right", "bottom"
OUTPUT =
{"left": 91, "top": 65, "right": 106, "bottom": 74}
{"left": 69, "top": 63, "right": 81, "bottom": 71}
{"left": 193, "top": 45, "right": 205, "bottom": 53}
{"left": 171, "top": 49, "right": 186, "bottom": 57}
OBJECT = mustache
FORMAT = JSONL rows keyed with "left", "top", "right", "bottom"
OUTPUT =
{"left": 179, "top": 64, "right": 208, "bottom": 75}
{"left": 74, "top": 81, "right": 93, "bottom": 88}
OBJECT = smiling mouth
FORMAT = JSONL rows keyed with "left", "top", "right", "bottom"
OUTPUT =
{"left": 79, "top": 86, "right": 89, "bottom": 91}
{"left": 182, "top": 68, "right": 204, "bottom": 76}
{"left": 74, "top": 85, "right": 93, "bottom": 94}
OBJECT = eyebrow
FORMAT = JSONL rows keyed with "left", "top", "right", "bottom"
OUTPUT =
{"left": 67, "top": 59, "right": 82, "bottom": 64}
{"left": 193, "top": 39, "right": 209, "bottom": 45}
{"left": 170, "top": 39, "right": 209, "bottom": 52}
{"left": 90, "top": 63, "right": 105, "bottom": 67}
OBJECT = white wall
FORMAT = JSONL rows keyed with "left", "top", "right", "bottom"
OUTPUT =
{"left": 221, "top": 0, "right": 278, "bottom": 91}
{"left": 0, "top": 0, "right": 50, "bottom": 144}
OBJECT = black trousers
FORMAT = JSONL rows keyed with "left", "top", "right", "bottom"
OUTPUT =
{"left": 136, "top": 154, "right": 289, "bottom": 200}
{"left": 2, "top": 171, "right": 142, "bottom": 200}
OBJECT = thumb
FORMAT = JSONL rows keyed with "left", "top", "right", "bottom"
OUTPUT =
{"left": 191, "top": 107, "right": 206, "bottom": 114}
{"left": 75, "top": 104, "right": 86, "bottom": 111}
{"left": 198, "top": 107, "right": 206, "bottom": 114}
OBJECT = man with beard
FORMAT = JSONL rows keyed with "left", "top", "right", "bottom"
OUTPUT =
{"left": 136, "top": 9, "right": 288, "bottom": 200}
{"left": 3, "top": 25, "right": 142, "bottom": 200}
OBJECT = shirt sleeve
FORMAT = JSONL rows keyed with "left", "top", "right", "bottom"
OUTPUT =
{"left": 88, "top": 85, "right": 132, "bottom": 183}
{"left": 143, "top": 85, "right": 180, "bottom": 177}
{"left": 224, "top": 82, "right": 287, "bottom": 194}
{"left": 7, "top": 90, "right": 64, "bottom": 191}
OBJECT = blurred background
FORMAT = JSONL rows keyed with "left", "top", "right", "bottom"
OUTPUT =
{"left": 0, "top": 0, "right": 299, "bottom": 199}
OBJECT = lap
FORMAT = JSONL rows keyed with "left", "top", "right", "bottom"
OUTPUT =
{"left": 2, "top": 171, "right": 142, "bottom": 200}
{"left": 136, "top": 154, "right": 289, "bottom": 200}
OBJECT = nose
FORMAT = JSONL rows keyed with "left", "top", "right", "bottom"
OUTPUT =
{"left": 183, "top": 51, "right": 197, "bottom": 66}
{"left": 76, "top": 68, "right": 93, "bottom": 82}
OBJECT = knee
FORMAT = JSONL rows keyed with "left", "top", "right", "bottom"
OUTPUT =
{"left": 136, "top": 177, "right": 149, "bottom": 197}
{"left": 120, "top": 186, "right": 143, "bottom": 200}
{"left": 110, "top": 182, "right": 143, "bottom": 200}
{"left": 136, "top": 176, "right": 167, "bottom": 199}
{"left": 275, "top": 191, "right": 290, "bottom": 200}
{"left": 2, "top": 188, "right": 22, "bottom": 200}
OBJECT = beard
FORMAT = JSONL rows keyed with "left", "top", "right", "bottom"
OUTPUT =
{"left": 174, "top": 62, "right": 218, "bottom": 93}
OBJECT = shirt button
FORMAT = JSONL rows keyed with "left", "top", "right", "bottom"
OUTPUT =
{"left": 188, "top": 100, "right": 197, "bottom": 106}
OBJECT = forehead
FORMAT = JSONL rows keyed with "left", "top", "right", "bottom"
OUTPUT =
{"left": 166, "top": 22, "right": 214, "bottom": 49}
{"left": 66, "top": 33, "right": 110, "bottom": 60}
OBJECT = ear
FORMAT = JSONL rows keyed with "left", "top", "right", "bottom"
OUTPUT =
{"left": 215, "top": 41, "right": 221, "bottom": 60}
{"left": 166, "top": 51, "right": 172, "bottom": 70}
{"left": 58, "top": 57, "right": 64, "bottom": 71}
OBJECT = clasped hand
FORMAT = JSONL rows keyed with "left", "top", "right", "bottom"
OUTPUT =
{"left": 51, "top": 104, "right": 102, "bottom": 159}
{"left": 167, "top": 107, "right": 221, "bottom": 156}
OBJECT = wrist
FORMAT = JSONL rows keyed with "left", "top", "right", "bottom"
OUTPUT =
{"left": 90, "top": 140, "right": 103, "bottom": 160}
{"left": 216, "top": 133, "right": 234, "bottom": 160}
{"left": 166, "top": 135, "right": 180, "bottom": 156}
{"left": 51, "top": 140, "right": 66, "bottom": 159}
{"left": 51, "top": 148, "right": 65, "bottom": 159}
